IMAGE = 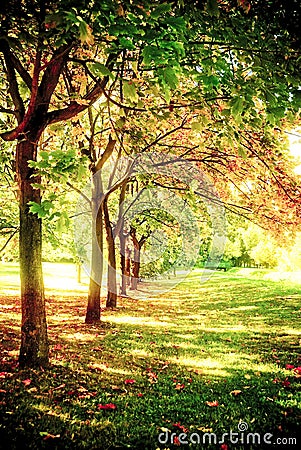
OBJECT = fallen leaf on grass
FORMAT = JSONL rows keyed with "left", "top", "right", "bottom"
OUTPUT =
{"left": 22, "top": 379, "right": 31, "bottom": 386}
{"left": 173, "top": 422, "right": 189, "bottom": 433}
{"left": 205, "top": 400, "right": 219, "bottom": 407}
{"left": 28, "top": 387, "right": 38, "bottom": 393}
{"left": 97, "top": 403, "right": 117, "bottom": 410}
{"left": 40, "top": 432, "right": 60, "bottom": 440}
{"left": 53, "top": 344, "right": 64, "bottom": 351}
{"left": 175, "top": 383, "right": 185, "bottom": 390}
{"left": 173, "top": 436, "right": 181, "bottom": 446}
{"left": 146, "top": 370, "right": 158, "bottom": 384}
{"left": 124, "top": 379, "right": 136, "bottom": 385}
{"left": 230, "top": 390, "right": 242, "bottom": 396}
{"left": 220, "top": 444, "right": 229, "bottom": 450}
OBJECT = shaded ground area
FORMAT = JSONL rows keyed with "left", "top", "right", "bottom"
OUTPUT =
{"left": 0, "top": 267, "right": 301, "bottom": 449}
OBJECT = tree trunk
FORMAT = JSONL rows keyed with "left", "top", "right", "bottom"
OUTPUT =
{"left": 16, "top": 139, "right": 48, "bottom": 368}
{"left": 119, "top": 232, "right": 127, "bottom": 296}
{"left": 103, "top": 196, "right": 117, "bottom": 308}
{"left": 129, "top": 227, "right": 148, "bottom": 291}
{"left": 125, "top": 246, "right": 131, "bottom": 286}
{"left": 130, "top": 245, "right": 140, "bottom": 290}
{"left": 130, "top": 228, "right": 140, "bottom": 291}
{"left": 85, "top": 176, "right": 103, "bottom": 323}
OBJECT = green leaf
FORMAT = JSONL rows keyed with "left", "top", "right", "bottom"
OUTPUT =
{"left": 77, "top": 163, "right": 87, "bottom": 182}
{"left": 237, "top": 145, "right": 247, "bottom": 158}
{"left": 150, "top": 3, "right": 172, "bottom": 19}
{"left": 191, "top": 122, "right": 203, "bottom": 132}
{"left": 28, "top": 201, "right": 43, "bottom": 216}
{"left": 42, "top": 200, "right": 54, "bottom": 212}
{"left": 165, "top": 17, "right": 186, "bottom": 33}
{"left": 123, "top": 80, "right": 138, "bottom": 103}
{"left": 159, "top": 67, "right": 179, "bottom": 90}
{"left": 78, "top": 20, "right": 89, "bottom": 43}
{"left": 32, "top": 183, "right": 46, "bottom": 191}
{"left": 231, "top": 96, "right": 245, "bottom": 119}
{"left": 89, "top": 62, "right": 114, "bottom": 79}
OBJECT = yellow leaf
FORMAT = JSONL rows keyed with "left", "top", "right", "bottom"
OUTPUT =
{"left": 230, "top": 390, "right": 242, "bottom": 396}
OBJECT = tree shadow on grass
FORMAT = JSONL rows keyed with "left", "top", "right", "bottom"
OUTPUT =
{"left": 0, "top": 271, "right": 301, "bottom": 449}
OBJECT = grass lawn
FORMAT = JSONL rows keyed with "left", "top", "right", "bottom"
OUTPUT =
{"left": 0, "top": 263, "right": 300, "bottom": 449}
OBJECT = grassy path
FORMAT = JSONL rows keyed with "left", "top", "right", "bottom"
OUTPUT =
{"left": 0, "top": 265, "right": 300, "bottom": 449}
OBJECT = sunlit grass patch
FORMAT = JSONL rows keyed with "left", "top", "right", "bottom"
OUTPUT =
{"left": 0, "top": 265, "right": 300, "bottom": 449}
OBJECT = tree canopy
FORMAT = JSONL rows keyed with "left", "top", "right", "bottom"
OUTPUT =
{"left": 0, "top": 0, "right": 301, "bottom": 367}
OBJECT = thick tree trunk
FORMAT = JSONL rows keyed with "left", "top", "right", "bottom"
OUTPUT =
{"left": 103, "top": 197, "right": 117, "bottom": 308}
{"left": 16, "top": 139, "right": 48, "bottom": 368}
{"left": 85, "top": 177, "right": 103, "bottom": 323}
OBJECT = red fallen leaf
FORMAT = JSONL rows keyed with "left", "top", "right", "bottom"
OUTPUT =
{"left": 0, "top": 389, "right": 7, "bottom": 393}
{"left": 285, "top": 364, "right": 295, "bottom": 370}
{"left": 97, "top": 403, "right": 116, "bottom": 410}
{"left": 67, "top": 390, "right": 76, "bottom": 396}
{"left": 173, "top": 436, "right": 181, "bottom": 446}
{"left": 173, "top": 422, "right": 189, "bottom": 433}
{"left": 147, "top": 371, "right": 158, "bottom": 383}
{"left": 294, "top": 366, "right": 301, "bottom": 375}
{"left": 0, "top": 372, "right": 7, "bottom": 379}
{"left": 282, "top": 379, "right": 291, "bottom": 387}
{"left": 53, "top": 344, "right": 63, "bottom": 351}
{"left": 175, "top": 383, "right": 185, "bottom": 390}
{"left": 206, "top": 400, "right": 219, "bottom": 407}
{"left": 137, "top": 393, "right": 144, "bottom": 397}
{"left": 220, "top": 444, "right": 229, "bottom": 450}
{"left": 124, "top": 379, "right": 135, "bottom": 385}
{"left": 22, "top": 379, "right": 31, "bottom": 386}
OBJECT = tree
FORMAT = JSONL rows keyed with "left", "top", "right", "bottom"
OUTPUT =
{"left": 0, "top": 0, "right": 122, "bottom": 367}
{"left": 1, "top": 0, "right": 301, "bottom": 367}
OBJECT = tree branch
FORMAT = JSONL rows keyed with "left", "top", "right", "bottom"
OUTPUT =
{"left": 0, "top": 38, "right": 25, "bottom": 125}
{"left": 47, "top": 53, "right": 119, "bottom": 125}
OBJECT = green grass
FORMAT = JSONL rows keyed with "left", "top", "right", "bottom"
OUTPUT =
{"left": 0, "top": 265, "right": 301, "bottom": 449}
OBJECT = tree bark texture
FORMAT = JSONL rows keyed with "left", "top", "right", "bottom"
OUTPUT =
{"left": 85, "top": 177, "right": 103, "bottom": 323}
{"left": 130, "top": 228, "right": 140, "bottom": 291}
{"left": 103, "top": 196, "right": 117, "bottom": 308}
{"left": 16, "top": 138, "right": 48, "bottom": 368}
